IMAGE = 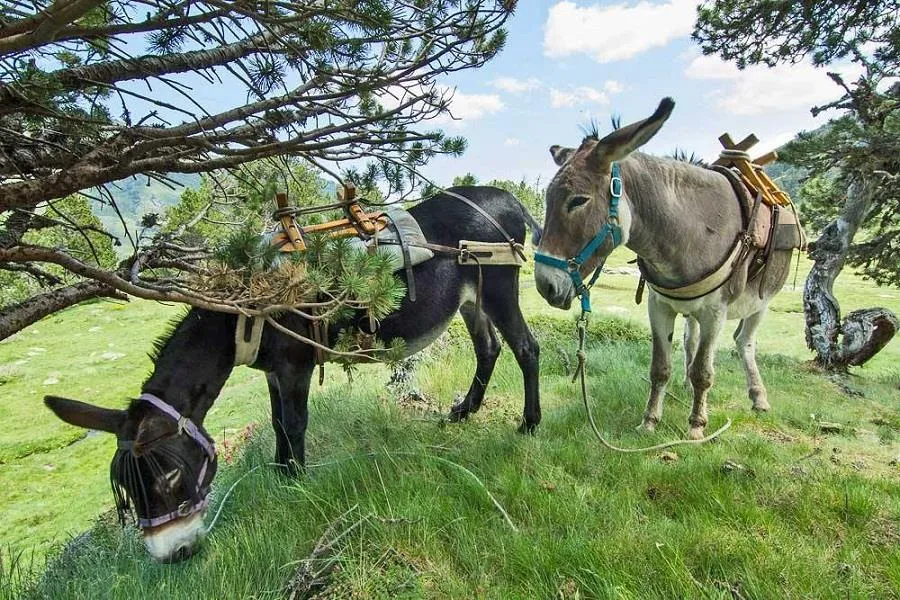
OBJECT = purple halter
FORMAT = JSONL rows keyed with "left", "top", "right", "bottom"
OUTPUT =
{"left": 118, "top": 392, "right": 216, "bottom": 529}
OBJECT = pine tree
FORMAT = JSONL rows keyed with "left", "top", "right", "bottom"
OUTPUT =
{"left": 694, "top": 0, "right": 899, "bottom": 369}
{"left": 0, "top": 1, "right": 515, "bottom": 340}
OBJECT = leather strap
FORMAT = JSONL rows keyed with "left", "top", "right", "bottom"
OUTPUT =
{"left": 757, "top": 204, "right": 780, "bottom": 298}
{"left": 635, "top": 276, "right": 646, "bottom": 305}
{"left": 440, "top": 189, "right": 527, "bottom": 262}
{"left": 639, "top": 238, "right": 744, "bottom": 301}
{"left": 309, "top": 317, "right": 327, "bottom": 386}
{"left": 382, "top": 212, "right": 416, "bottom": 302}
{"left": 234, "top": 314, "right": 265, "bottom": 366}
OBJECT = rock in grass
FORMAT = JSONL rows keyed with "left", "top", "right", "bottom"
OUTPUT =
{"left": 658, "top": 451, "right": 678, "bottom": 463}
{"left": 722, "top": 459, "right": 753, "bottom": 476}
{"left": 818, "top": 421, "right": 844, "bottom": 434}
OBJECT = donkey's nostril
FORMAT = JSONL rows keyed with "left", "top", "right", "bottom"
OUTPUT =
{"left": 167, "top": 544, "right": 194, "bottom": 563}
{"left": 546, "top": 281, "right": 559, "bottom": 299}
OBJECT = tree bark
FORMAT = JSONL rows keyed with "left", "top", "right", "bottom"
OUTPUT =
{"left": 0, "top": 280, "right": 127, "bottom": 342}
{"left": 803, "top": 176, "right": 898, "bottom": 370}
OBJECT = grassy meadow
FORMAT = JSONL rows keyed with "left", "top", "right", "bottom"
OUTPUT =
{"left": 0, "top": 249, "right": 898, "bottom": 599}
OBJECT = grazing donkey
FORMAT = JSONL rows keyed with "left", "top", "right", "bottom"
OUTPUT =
{"left": 45, "top": 186, "right": 541, "bottom": 562}
{"left": 534, "top": 98, "right": 792, "bottom": 440}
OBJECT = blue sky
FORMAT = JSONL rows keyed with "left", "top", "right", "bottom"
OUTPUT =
{"left": 420, "top": 0, "right": 860, "bottom": 186}
{"left": 116, "top": 1, "right": 860, "bottom": 191}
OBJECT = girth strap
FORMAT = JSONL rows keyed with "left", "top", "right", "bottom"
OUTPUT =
{"left": 234, "top": 314, "right": 265, "bottom": 366}
{"left": 382, "top": 211, "right": 416, "bottom": 302}
{"left": 440, "top": 189, "right": 527, "bottom": 262}
{"left": 638, "top": 170, "right": 770, "bottom": 303}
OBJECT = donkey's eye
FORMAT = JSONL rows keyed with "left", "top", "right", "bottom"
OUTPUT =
{"left": 155, "top": 468, "right": 181, "bottom": 493}
{"left": 567, "top": 195, "right": 590, "bottom": 212}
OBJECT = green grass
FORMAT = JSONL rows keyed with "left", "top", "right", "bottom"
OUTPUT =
{"left": 1, "top": 249, "right": 899, "bottom": 598}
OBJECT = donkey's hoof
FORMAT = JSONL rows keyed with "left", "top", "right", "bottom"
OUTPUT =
{"left": 637, "top": 420, "right": 657, "bottom": 433}
{"left": 687, "top": 426, "right": 706, "bottom": 441}
{"left": 447, "top": 407, "right": 468, "bottom": 423}
{"left": 751, "top": 395, "right": 771, "bottom": 412}
{"left": 517, "top": 420, "right": 538, "bottom": 435}
{"left": 275, "top": 459, "right": 304, "bottom": 478}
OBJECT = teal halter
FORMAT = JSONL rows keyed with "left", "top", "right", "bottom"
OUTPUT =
{"left": 534, "top": 162, "right": 624, "bottom": 314}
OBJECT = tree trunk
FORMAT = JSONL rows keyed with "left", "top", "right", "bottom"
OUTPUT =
{"left": 803, "top": 177, "right": 899, "bottom": 370}
{"left": 0, "top": 280, "right": 126, "bottom": 341}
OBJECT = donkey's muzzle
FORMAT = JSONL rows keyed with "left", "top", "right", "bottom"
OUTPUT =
{"left": 143, "top": 510, "right": 206, "bottom": 563}
{"left": 534, "top": 263, "right": 574, "bottom": 309}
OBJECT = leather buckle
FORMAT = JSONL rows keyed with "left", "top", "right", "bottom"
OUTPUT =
{"left": 610, "top": 176, "right": 623, "bottom": 197}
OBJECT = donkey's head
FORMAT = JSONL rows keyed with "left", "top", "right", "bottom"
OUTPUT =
{"left": 45, "top": 394, "right": 217, "bottom": 562}
{"left": 535, "top": 97, "right": 675, "bottom": 308}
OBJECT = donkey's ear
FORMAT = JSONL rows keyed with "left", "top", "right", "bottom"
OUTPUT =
{"left": 549, "top": 145, "right": 575, "bottom": 166}
{"left": 594, "top": 97, "right": 675, "bottom": 164}
{"left": 44, "top": 396, "right": 125, "bottom": 433}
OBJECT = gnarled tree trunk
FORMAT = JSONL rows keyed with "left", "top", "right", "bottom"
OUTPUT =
{"left": 804, "top": 177, "right": 899, "bottom": 370}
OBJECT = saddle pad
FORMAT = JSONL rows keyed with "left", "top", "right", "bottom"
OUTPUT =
{"left": 348, "top": 208, "right": 434, "bottom": 272}
{"left": 772, "top": 204, "right": 806, "bottom": 251}
{"left": 457, "top": 241, "right": 524, "bottom": 266}
{"left": 715, "top": 166, "right": 805, "bottom": 251}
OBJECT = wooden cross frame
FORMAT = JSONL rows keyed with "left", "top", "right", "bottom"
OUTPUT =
{"left": 713, "top": 133, "right": 793, "bottom": 207}
{"left": 272, "top": 183, "right": 389, "bottom": 252}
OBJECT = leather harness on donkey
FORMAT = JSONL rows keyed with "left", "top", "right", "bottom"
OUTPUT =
{"left": 635, "top": 133, "right": 807, "bottom": 304}
{"left": 235, "top": 184, "right": 527, "bottom": 379}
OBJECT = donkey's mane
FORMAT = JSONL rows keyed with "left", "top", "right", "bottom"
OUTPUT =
{"left": 581, "top": 115, "right": 621, "bottom": 142}
{"left": 147, "top": 307, "right": 192, "bottom": 365}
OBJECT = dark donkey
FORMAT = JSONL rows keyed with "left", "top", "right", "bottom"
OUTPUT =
{"left": 45, "top": 187, "right": 541, "bottom": 562}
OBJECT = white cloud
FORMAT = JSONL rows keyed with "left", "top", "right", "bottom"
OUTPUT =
{"left": 377, "top": 84, "right": 503, "bottom": 128}
{"left": 437, "top": 88, "right": 504, "bottom": 123}
{"left": 549, "top": 81, "right": 624, "bottom": 108}
{"left": 752, "top": 131, "right": 797, "bottom": 157}
{"left": 544, "top": 0, "right": 696, "bottom": 63}
{"left": 504, "top": 137, "right": 520, "bottom": 146}
{"left": 490, "top": 77, "right": 542, "bottom": 94}
{"left": 603, "top": 80, "right": 625, "bottom": 94}
{"left": 685, "top": 54, "right": 864, "bottom": 115}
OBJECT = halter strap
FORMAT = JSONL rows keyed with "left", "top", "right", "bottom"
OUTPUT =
{"left": 534, "top": 162, "right": 624, "bottom": 314}
{"left": 120, "top": 393, "right": 215, "bottom": 529}
{"left": 138, "top": 393, "right": 215, "bottom": 460}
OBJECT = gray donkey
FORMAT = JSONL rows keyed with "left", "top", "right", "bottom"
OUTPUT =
{"left": 534, "top": 98, "right": 792, "bottom": 440}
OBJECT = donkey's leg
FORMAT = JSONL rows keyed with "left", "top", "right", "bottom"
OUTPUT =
{"left": 734, "top": 309, "right": 770, "bottom": 412}
{"left": 640, "top": 294, "right": 677, "bottom": 432}
{"left": 449, "top": 302, "right": 502, "bottom": 422}
{"left": 482, "top": 299, "right": 541, "bottom": 434}
{"left": 266, "top": 372, "right": 290, "bottom": 467}
{"left": 269, "top": 361, "right": 315, "bottom": 474}
{"left": 682, "top": 315, "right": 700, "bottom": 387}
{"left": 686, "top": 309, "right": 728, "bottom": 440}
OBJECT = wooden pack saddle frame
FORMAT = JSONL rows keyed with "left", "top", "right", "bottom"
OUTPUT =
{"left": 238, "top": 185, "right": 527, "bottom": 381}
{"left": 636, "top": 132, "right": 806, "bottom": 303}
{"left": 270, "top": 184, "right": 390, "bottom": 252}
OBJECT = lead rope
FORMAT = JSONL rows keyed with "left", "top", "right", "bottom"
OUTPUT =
{"left": 573, "top": 315, "right": 732, "bottom": 453}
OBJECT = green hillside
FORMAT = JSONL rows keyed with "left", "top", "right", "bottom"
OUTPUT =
{"left": 2, "top": 250, "right": 897, "bottom": 599}
{"left": 92, "top": 174, "right": 338, "bottom": 251}
{"left": 93, "top": 173, "right": 201, "bottom": 248}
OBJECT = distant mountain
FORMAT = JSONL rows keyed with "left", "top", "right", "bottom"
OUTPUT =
{"left": 94, "top": 173, "right": 201, "bottom": 246}
{"left": 93, "top": 172, "right": 340, "bottom": 250}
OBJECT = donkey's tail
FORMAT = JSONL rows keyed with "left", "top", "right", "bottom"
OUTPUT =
{"left": 519, "top": 203, "right": 543, "bottom": 246}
